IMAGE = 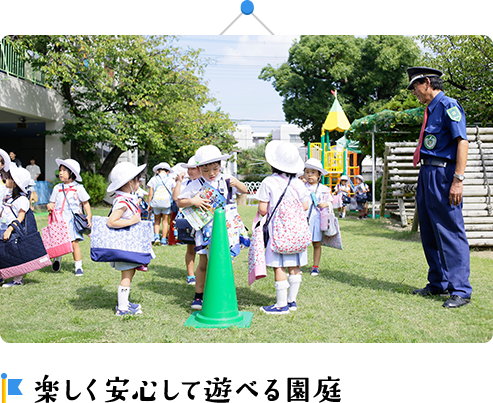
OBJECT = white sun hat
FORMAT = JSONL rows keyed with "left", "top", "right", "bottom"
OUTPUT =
{"left": 107, "top": 162, "right": 147, "bottom": 193}
{"left": 0, "top": 148, "right": 11, "bottom": 172}
{"left": 55, "top": 158, "right": 82, "bottom": 182}
{"left": 265, "top": 140, "right": 304, "bottom": 174}
{"left": 192, "top": 145, "right": 231, "bottom": 167}
{"left": 339, "top": 175, "right": 349, "bottom": 181}
{"left": 304, "top": 158, "right": 329, "bottom": 176}
{"left": 152, "top": 162, "right": 171, "bottom": 173}
{"left": 9, "top": 167, "right": 32, "bottom": 193}
{"left": 181, "top": 155, "right": 198, "bottom": 169}
{"left": 355, "top": 175, "right": 365, "bottom": 182}
{"left": 171, "top": 162, "right": 187, "bottom": 176}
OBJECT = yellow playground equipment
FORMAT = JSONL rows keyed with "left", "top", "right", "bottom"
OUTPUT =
{"left": 307, "top": 142, "right": 359, "bottom": 189}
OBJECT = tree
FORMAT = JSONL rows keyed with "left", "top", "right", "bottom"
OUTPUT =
{"left": 9, "top": 35, "right": 236, "bottom": 178}
{"left": 417, "top": 35, "right": 493, "bottom": 125}
{"left": 236, "top": 135, "right": 272, "bottom": 181}
{"left": 259, "top": 35, "right": 422, "bottom": 145}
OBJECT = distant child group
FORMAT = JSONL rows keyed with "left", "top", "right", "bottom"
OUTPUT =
{"left": 1, "top": 141, "right": 365, "bottom": 317}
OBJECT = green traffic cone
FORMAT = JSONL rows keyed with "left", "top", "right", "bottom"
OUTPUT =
{"left": 184, "top": 208, "right": 253, "bottom": 328}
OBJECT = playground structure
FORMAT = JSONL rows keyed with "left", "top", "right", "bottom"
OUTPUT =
{"left": 307, "top": 140, "right": 360, "bottom": 189}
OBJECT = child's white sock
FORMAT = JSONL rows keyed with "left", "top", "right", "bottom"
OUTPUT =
{"left": 274, "top": 280, "right": 289, "bottom": 308}
{"left": 287, "top": 274, "right": 302, "bottom": 303}
{"left": 13, "top": 275, "right": 23, "bottom": 283}
{"left": 75, "top": 260, "right": 82, "bottom": 270}
{"left": 118, "top": 285, "right": 130, "bottom": 311}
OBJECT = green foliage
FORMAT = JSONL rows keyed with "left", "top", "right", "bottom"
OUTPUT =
{"left": 236, "top": 137, "right": 272, "bottom": 181}
{"left": 80, "top": 172, "right": 107, "bottom": 205}
{"left": 416, "top": 35, "right": 493, "bottom": 125}
{"left": 259, "top": 35, "right": 422, "bottom": 145}
{"left": 8, "top": 35, "right": 236, "bottom": 178}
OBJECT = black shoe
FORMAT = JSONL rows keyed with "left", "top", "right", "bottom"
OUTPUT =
{"left": 52, "top": 260, "right": 61, "bottom": 272}
{"left": 413, "top": 287, "right": 450, "bottom": 297}
{"left": 443, "top": 295, "right": 470, "bottom": 308}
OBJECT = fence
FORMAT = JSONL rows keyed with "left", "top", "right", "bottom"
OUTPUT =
{"left": 0, "top": 38, "right": 45, "bottom": 86}
{"left": 379, "top": 127, "right": 493, "bottom": 247}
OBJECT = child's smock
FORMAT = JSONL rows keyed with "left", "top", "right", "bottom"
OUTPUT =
{"left": 305, "top": 182, "right": 333, "bottom": 242}
{"left": 0, "top": 194, "right": 30, "bottom": 231}
{"left": 147, "top": 173, "right": 176, "bottom": 215}
{"left": 256, "top": 173, "right": 311, "bottom": 267}
{"left": 178, "top": 174, "right": 238, "bottom": 255}
{"left": 354, "top": 182, "right": 369, "bottom": 210}
{"left": 50, "top": 182, "right": 90, "bottom": 242}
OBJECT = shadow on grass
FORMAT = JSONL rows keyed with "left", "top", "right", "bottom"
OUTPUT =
{"left": 324, "top": 269, "right": 416, "bottom": 295}
{"left": 68, "top": 285, "right": 116, "bottom": 311}
{"left": 339, "top": 218, "right": 421, "bottom": 243}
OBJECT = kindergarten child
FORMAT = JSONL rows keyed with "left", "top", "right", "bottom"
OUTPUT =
{"left": 354, "top": 175, "right": 369, "bottom": 219}
{"left": 147, "top": 162, "right": 174, "bottom": 246}
{"left": 177, "top": 145, "right": 248, "bottom": 310}
{"left": 0, "top": 149, "right": 11, "bottom": 203}
{"left": 334, "top": 175, "right": 351, "bottom": 218}
{"left": 256, "top": 141, "right": 311, "bottom": 314}
{"left": 304, "top": 158, "right": 333, "bottom": 276}
{"left": 173, "top": 156, "right": 202, "bottom": 285}
{"left": 47, "top": 158, "right": 92, "bottom": 276}
{"left": 107, "top": 162, "right": 149, "bottom": 316}
{"left": 1, "top": 167, "right": 34, "bottom": 287}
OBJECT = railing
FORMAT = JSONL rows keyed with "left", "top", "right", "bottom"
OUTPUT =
{"left": 0, "top": 38, "right": 46, "bottom": 86}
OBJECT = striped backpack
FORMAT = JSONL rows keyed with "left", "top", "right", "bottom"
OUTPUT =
{"left": 270, "top": 177, "right": 312, "bottom": 254}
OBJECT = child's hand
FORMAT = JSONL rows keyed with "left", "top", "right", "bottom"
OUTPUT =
{"left": 318, "top": 202, "right": 329, "bottom": 209}
{"left": 87, "top": 217, "right": 92, "bottom": 228}
{"left": 47, "top": 202, "right": 55, "bottom": 212}
{"left": 3, "top": 226, "right": 13, "bottom": 242}
{"left": 191, "top": 194, "right": 211, "bottom": 211}
{"left": 176, "top": 172, "right": 185, "bottom": 182}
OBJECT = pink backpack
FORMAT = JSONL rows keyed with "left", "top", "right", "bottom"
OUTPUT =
{"left": 270, "top": 177, "right": 312, "bottom": 254}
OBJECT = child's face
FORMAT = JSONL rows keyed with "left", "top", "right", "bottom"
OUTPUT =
{"left": 199, "top": 163, "right": 221, "bottom": 182}
{"left": 355, "top": 178, "right": 362, "bottom": 185}
{"left": 188, "top": 167, "right": 201, "bottom": 180}
{"left": 59, "top": 165, "right": 72, "bottom": 182}
{"left": 5, "top": 178, "right": 13, "bottom": 189}
{"left": 304, "top": 168, "right": 321, "bottom": 185}
{"left": 341, "top": 180, "right": 347, "bottom": 185}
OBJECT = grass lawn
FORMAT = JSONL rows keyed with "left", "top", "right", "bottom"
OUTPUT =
{"left": 1, "top": 205, "right": 492, "bottom": 343}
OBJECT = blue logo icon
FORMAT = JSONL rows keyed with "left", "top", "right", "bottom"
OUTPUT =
{"left": 1, "top": 373, "right": 23, "bottom": 403}
{"left": 240, "top": 0, "right": 255, "bottom": 17}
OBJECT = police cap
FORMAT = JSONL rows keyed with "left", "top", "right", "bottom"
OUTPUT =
{"left": 406, "top": 66, "right": 443, "bottom": 90}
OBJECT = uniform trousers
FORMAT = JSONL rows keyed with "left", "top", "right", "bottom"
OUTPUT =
{"left": 416, "top": 162, "right": 472, "bottom": 298}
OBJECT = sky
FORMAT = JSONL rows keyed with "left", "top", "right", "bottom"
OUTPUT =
{"left": 175, "top": 35, "right": 299, "bottom": 133}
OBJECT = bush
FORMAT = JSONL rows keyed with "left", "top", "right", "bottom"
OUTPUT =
{"left": 80, "top": 172, "right": 107, "bottom": 205}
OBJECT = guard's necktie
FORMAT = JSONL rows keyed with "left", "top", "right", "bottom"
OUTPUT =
{"left": 413, "top": 107, "right": 429, "bottom": 167}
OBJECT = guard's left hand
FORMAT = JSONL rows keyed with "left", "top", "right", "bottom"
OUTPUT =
{"left": 449, "top": 179, "right": 463, "bottom": 206}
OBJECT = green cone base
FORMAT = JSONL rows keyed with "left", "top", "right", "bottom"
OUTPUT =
{"left": 184, "top": 311, "right": 253, "bottom": 329}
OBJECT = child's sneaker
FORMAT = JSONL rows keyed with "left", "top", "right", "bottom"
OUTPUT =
{"left": 115, "top": 306, "right": 142, "bottom": 316}
{"left": 288, "top": 301, "right": 297, "bottom": 311}
{"left": 136, "top": 265, "right": 148, "bottom": 272}
{"left": 161, "top": 237, "right": 168, "bottom": 246}
{"left": 153, "top": 234, "right": 161, "bottom": 246}
{"left": 2, "top": 280, "right": 24, "bottom": 288}
{"left": 128, "top": 302, "right": 142, "bottom": 312}
{"left": 75, "top": 268, "right": 84, "bottom": 276}
{"left": 310, "top": 267, "right": 319, "bottom": 276}
{"left": 52, "top": 259, "right": 61, "bottom": 272}
{"left": 187, "top": 276, "right": 196, "bottom": 285}
{"left": 191, "top": 298, "right": 202, "bottom": 310}
{"left": 260, "top": 304, "right": 290, "bottom": 314}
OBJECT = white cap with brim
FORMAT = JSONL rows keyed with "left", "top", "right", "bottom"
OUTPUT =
{"left": 152, "top": 162, "right": 171, "bottom": 173}
{"left": 181, "top": 156, "right": 198, "bottom": 169}
{"left": 10, "top": 167, "right": 32, "bottom": 193}
{"left": 355, "top": 175, "right": 365, "bottom": 182}
{"left": 107, "top": 162, "right": 147, "bottom": 193}
{"left": 192, "top": 145, "right": 230, "bottom": 167}
{"left": 0, "top": 148, "right": 11, "bottom": 172}
{"left": 265, "top": 140, "right": 304, "bottom": 174}
{"left": 304, "top": 158, "right": 328, "bottom": 176}
{"left": 340, "top": 175, "right": 349, "bottom": 181}
{"left": 56, "top": 158, "right": 82, "bottom": 182}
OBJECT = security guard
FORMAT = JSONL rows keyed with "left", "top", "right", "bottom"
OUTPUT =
{"left": 407, "top": 66, "right": 472, "bottom": 308}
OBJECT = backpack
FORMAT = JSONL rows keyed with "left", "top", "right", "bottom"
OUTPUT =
{"left": 270, "top": 177, "right": 312, "bottom": 254}
{"left": 150, "top": 176, "right": 171, "bottom": 209}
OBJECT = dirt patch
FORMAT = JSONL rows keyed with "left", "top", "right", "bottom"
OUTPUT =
{"left": 471, "top": 250, "right": 493, "bottom": 259}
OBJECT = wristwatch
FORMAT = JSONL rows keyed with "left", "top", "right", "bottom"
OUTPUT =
{"left": 454, "top": 173, "right": 465, "bottom": 181}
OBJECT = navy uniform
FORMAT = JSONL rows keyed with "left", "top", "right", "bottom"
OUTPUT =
{"left": 407, "top": 66, "right": 472, "bottom": 308}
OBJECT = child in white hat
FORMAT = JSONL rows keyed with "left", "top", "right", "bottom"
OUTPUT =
{"left": 1, "top": 167, "right": 34, "bottom": 287}
{"left": 354, "top": 175, "right": 369, "bottom": 219}
{"left": 177, "top": 145, "right": 248, "bottom": 310}
{"left": 0, "top": 148, "right": 11, "bottom": 203}
{"left": 107, "top": 161, "right": 149, "bottom": 316}
{"left": 147, "top": 162, "right": 174, "bottom": 246}
{"left": 47, "top": 158, "right": 92, "bottom": 276}
{"left": 304, "top": 158, "right": 333, "bottom": 276}
{"left": 334, "top": 175, "right": 351, "bottom": 218}
{"left": 255, "top": 141, "right": 311, "bottom": 314}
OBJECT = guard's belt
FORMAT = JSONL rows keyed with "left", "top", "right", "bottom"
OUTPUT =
{"left": 420, "top": 157, "right": 455, "bottom": 167}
